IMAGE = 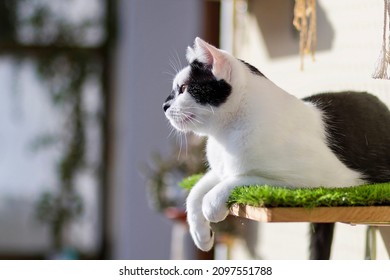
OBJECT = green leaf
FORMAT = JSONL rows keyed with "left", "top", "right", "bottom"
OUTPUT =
{"left": 179, "top": 174, "right": 203, "bottom": 190}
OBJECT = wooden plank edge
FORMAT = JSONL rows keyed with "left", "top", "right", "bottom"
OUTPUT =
{"left": 229, "top": 204, "right": 390, "bottom": 224}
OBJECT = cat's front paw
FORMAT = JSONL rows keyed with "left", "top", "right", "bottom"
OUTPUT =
{"left": 202, "top": 190, "right": 229, "bottom": 223}
{"left": 187, "top": 215, "right": 215, "bottom": 251}
{"left": 190, "top": 224, "right": 215, "bottom": 252}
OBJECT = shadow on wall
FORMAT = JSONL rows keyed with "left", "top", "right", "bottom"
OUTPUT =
{"left": 250, "top": 0, "right": 334, "bottom": 58}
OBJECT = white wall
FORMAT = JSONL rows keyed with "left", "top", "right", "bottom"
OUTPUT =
{"left": 234, "top": 0, "right": 390, "bottom": 104}
{"left": 224, "top": 0, "right": 390, "bottom": 259}
{"left": 111, "top": 0, "right": 203, "bottom": 259}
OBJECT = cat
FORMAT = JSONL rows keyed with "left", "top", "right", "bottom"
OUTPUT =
{"left": 162, "top": 37, "right": 390, "bottom": 259}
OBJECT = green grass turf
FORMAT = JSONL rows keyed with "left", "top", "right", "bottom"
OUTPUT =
{"left": 180, "top": 174, "right": 390, "bottom": 208}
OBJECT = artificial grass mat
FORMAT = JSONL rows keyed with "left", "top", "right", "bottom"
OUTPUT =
{"left": 180, "top": 174, "right": 390, "bottom": 208}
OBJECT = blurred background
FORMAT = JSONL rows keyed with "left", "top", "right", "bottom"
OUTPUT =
{"left": 0, "top": 0, "right": 389, "bottom": 260}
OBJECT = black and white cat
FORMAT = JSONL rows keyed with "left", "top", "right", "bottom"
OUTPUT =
{"left": 163, "top": 37, "right": 390, "bottom": 258}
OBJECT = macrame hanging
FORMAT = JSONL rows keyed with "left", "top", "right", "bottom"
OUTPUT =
{"left": 293, "top": 0, "right": 317, "bottom": 70}
{"left": 372, "top": 0, "right": 390, "bottom": 79}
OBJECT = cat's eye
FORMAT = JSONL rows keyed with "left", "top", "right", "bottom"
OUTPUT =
{"left": 179, "top": 84, "right": 188, "bottom": 94}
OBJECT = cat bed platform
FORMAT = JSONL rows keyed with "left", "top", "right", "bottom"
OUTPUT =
{"left": 180, "top": 174, "right": 390, "bottom": 225}
{"left": 181, "top": 175, "right": 390, "bottom": 257}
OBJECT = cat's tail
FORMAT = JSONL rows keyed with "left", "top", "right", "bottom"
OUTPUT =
{"left": 309, "top": 223, "right": 335, "bottom": 259}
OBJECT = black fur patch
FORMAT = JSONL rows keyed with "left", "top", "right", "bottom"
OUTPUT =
{"left": 239, "top": 59, "right": 265, "bottom": 77}
{"left": 303, "top": 91, "right": 390, "bottom": 183}
{"left": 186, "top": 60, "right": 232, "bottom": 107}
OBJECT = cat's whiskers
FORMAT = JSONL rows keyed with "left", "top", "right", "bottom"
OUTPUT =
{"left": 167, "top": 126, "right": 176, "bottom": 138}
{"left": 175, "top": 130, "right": 190, "bottom": 160}
{"left": 181, "top": 111, "right": 203, "bottom": 126}
{"left": 169, "top": 108, "right": 201, "bottom": 125}
{"left": 165, "top": 118, "right": 186, "bottom": 159}
{"left": 209, "top": 105, "right": 215, "bottom": 115}
{"left": 169, "top": 50, "right": 183, "bottom": 76}
{"left": 169, "top": 59, "right": 180, "bottom": 75}
{"left": 184, "top": 132, "right": 188, "bottom": 157}
{"left": 178, "top": 131, "right": 183, "bottom": 159}
{"left": 170, "top": 57, "right": 178, "bottom": 72}
{"left": 162, "top": 70, "right": 177, "bottom": 78}
{"left": 182, "top": 106, "right": 213, "bottom": 114}
{"left": 173, "top": 49, "right": 183, "bottom": 70}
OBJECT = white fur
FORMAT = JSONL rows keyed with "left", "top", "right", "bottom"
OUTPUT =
{"left": 165, "top": 38, "right": 365, "bottom": 251}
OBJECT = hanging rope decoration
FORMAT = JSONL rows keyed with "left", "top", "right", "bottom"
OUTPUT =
{"left": 372, "top": 0, "right": 390, "bottom": 79}
{"left": 293, "top": 0, "right": 317, "bottom": 70}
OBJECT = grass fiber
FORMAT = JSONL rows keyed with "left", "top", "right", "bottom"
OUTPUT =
{"left": 180, "top": 174, "right": 390, "bottom": 208}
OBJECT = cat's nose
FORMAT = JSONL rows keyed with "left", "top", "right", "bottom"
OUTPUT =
{"left": 163, "top": 102, "right": 170, "bottom": 112}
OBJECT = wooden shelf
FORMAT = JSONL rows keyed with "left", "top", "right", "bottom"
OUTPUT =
{"left": 230, "top": 205, "right": 390, "bottom": 225}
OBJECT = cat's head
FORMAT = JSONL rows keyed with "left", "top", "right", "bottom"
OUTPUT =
{"left": 163, "top": 37, "right": 264, "bottom": 135}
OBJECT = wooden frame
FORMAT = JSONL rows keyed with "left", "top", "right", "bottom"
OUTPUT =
{"left": 230, "top": 205, "right": 390, "bottom": 224}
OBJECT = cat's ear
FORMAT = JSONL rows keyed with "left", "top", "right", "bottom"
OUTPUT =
{"left": 192, "top": 37, "right": 231, "bottom": 82}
